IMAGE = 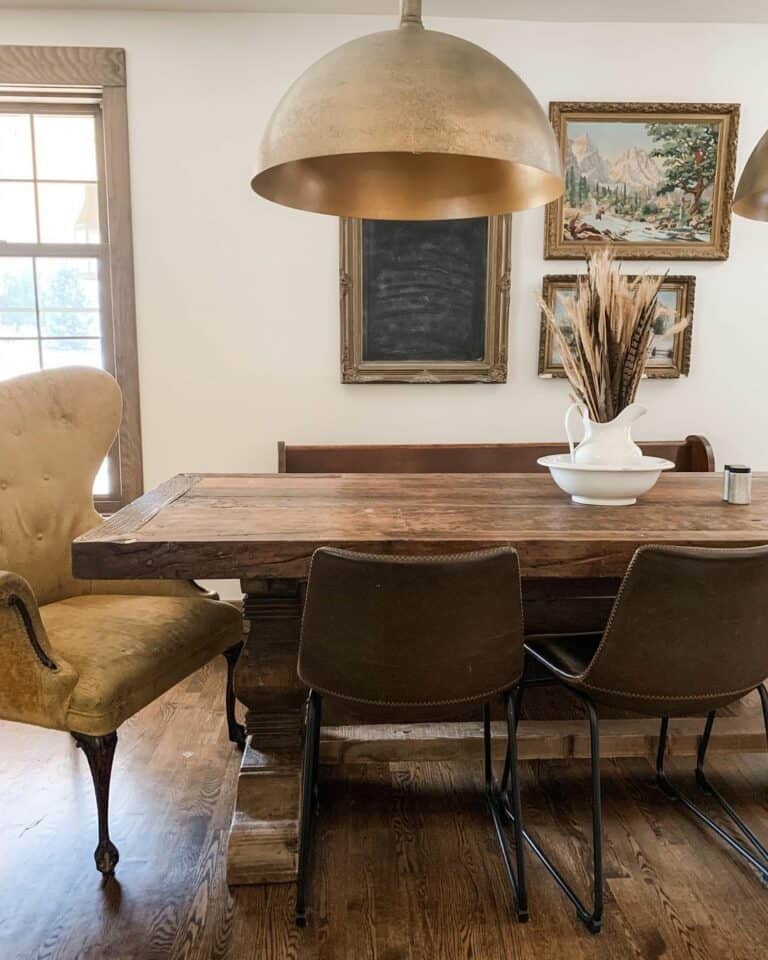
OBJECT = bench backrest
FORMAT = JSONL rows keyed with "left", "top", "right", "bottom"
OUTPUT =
{"left": 277, "top": 437, "right": 715, "bottom": 474}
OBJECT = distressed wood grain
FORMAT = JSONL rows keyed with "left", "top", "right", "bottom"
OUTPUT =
{"left": 73, "top": 472, "right": 767, "bottom": 581}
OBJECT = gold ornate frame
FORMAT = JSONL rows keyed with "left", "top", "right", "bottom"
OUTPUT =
{"left": 544, "top": 102, "right": 740, "bottom": 261}
{"left": 538, "top": 274, "right": 695, "bottom": 380}
{"left": 340, "top": 215, "right": 511, "bottom": 383}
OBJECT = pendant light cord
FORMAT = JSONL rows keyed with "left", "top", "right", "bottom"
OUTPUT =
{"left": 400, "top": 0, "right": 423, "bottom": 26}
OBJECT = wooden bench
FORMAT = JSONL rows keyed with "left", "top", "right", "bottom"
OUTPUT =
{"left": 277, "top": 437, "right": 715, "bottom": 475}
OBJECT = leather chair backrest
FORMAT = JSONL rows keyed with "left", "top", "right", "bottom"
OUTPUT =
{"left": 583, "top": 545, "right": 768, "bottom": 707}
{"left": 298, "top": 546, "right": 524, "bottom": 707}
{"left": 0, "top": 368, "right": 121, "bottom": 605}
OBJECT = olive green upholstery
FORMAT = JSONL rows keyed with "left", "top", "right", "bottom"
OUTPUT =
{"left": 0, "top": 367, "right": 242, "bottom": 737}
{"left": 42, "top": 594, "right": 240, "bottom": 735}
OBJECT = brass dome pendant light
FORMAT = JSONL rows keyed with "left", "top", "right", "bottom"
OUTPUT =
{"left": 734, "top": 129, "right": 768, "bottom": 222}
{"left": 251, "top": 0, "right": 564, "bottom": 219}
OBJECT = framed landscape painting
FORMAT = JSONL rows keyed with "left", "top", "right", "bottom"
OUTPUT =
{"left": 544, "top": 102, "right": 740, "bottom": 260}
{"left": 340, "top": 215, "right": 511, "bottom": 383}
{"left": 538, "top": 274, "right": 695, "bottom": 379}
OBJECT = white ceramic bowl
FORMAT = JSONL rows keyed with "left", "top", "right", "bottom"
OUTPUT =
{"left": 537, "top": 454, "right": 675, "bottom": 506}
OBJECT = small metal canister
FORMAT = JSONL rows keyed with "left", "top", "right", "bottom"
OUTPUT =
{"left": 723, "top": 464, "right": 752, "bottom": 504}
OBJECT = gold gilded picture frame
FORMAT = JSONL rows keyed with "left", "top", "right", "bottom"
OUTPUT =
{"left": 538, "top": 274, "right": 695, "bottom": 380}
{"left": 339, "top": 215, "right": 511, "bottom": 383}
{"left": 544, "top": 102, "right": 740, "bottom": 261}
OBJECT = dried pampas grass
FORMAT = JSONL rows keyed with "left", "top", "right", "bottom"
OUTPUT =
{"left": 538, "top": 248, "right": 689, "bottom": 423}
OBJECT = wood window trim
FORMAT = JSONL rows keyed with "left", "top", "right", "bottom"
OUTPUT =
{"left": 0, "top": 46, "right": 142, "bottom": 513}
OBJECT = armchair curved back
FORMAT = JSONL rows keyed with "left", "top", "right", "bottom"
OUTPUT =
{"left": 0, "top": 368, "right": 122, "bottom": 605}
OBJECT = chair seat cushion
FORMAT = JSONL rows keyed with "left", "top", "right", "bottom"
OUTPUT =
{"left": 40, "top": 594, "right": 242, "bottom": 735}
{"left": 524, "top": 632, "right": 603, "bottom": 680}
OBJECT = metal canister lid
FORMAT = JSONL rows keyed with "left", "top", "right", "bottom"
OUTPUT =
{"left": 724, "top": 464, "right": 751, "bottom": 473}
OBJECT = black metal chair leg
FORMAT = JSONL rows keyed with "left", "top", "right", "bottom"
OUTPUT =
{"left": 502, "top": 692, "right": 529, "bottom": 920}
{"left": 505, "top": 690, "right": 604, "bottom": 934}
{"left": 483, "top": 697, "right": 529, "bottom": 922}
{"left": 656, "top": 710, "right": 768, "bottom": 882}
{"left": 655, "top": 716, "right": 678, "bottom": 799}
{"left": 695, "top": 699, "right": 768, "bottom": 870}
{"left": 72, "top": 731, "right": 119, "bottom": 875}
{"left": 499, "top": 684, "right": 523, "bottom": 798}
{"left": 759, "top": 683, "right": 768, "bottom": 742}
{"left": 223, "top": 642, "right": 246, "bottom": 749}
{"left": 296, "top": 690, "right": 321, "bottom": 927}
{"left": 694, "top": 712, "right": 716, "bottom": 793}
{"left": 311, "top": 690, "right": 322, "bottom": 816}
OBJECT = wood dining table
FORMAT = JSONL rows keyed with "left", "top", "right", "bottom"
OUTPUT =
{"left": 72, "top": 470, "right": 768, "bottom": 886}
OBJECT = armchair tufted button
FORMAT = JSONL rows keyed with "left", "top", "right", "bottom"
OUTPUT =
{"left": 0, "top": 482, "right": 6, "bottom": 491}
{"left": 36, "top": 533, "right": 44, "bottom": 541}
{"left": 43, "top": 474, "right": 50, "bottom": 481}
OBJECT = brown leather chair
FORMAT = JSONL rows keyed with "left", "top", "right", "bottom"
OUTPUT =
{"left": 295, "top": 546, "right": 528, "bottom": 926}
{"left": 513, "top": 544, "right": 768, "bottom": 934}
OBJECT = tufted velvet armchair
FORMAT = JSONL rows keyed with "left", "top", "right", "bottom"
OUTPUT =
{"left": 0, "top": 367, "right": 245, "bottom": 875}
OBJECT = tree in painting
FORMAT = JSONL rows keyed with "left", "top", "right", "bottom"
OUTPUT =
{"left": 647, "top": 123, "right": 718, "bottom": 222}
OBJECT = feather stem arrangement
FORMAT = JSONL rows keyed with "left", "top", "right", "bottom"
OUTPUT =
{"left": 538, "top": 248, "right": 689, "bottom": 423}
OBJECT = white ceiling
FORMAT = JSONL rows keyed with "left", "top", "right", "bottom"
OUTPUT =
{"left": 2, "top": 0, "right": 768, "bottom": 22}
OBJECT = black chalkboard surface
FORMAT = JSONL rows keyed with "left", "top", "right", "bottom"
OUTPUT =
{"left": 361, "top": 218, "right": 488, "bottom": 363}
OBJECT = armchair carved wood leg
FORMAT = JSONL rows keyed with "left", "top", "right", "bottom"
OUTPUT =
{"left": 71, "top": 731, "right": 119, "bottom": 875}
{"left": 223, "top": 642, "right": 246, "bottom": 749}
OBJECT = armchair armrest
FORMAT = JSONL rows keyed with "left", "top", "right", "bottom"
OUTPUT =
{"left": 0, "top": 571, "right": 78, "bottom": 731}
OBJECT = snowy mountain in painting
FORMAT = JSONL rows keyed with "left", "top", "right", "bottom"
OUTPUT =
{"left": 566, "top": 136, "right": 664, "bottom": 192}
{"left": 566, "top": 134, "right": 609, "bottom": 184}
{"left": 609, "top": 147, "right": 665, "bottom": 191}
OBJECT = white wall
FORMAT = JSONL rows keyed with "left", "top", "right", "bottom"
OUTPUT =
{"left": 2, "top": 9, "right": 767, "bottom": 475}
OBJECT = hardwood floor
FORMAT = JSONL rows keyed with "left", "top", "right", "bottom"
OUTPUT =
{"left": 2, "top": 659, "right": 768, "bottom": 960}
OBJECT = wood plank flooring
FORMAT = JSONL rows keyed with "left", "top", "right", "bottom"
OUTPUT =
{"left": 2, "top": 658, "right": 768, "bottom": 960}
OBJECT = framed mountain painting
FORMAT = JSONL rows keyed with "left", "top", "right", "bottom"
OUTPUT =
{"left": 544, "top": 102, "right": 740, "bottom": 260}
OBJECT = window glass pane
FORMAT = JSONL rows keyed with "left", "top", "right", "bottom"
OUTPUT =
{"left": 0, "top": 114, "right": 33, "bottom": 179}
{"left": 36, "top": 258, "right": 99, "bottom": 310}
{"left": 38, "top": 182, "right": 100, "bottom": 243}
{"left": 39, "top": 310, "right": 100, "bottom": 338}
{"left": 0, "top": 312, "right": 37, "bottom": 337}
{"left": 33, "top": 114, "right": 97, "bottom": 181}
{"left": 0, "top": 339, "right": 40, "bottom": 378}
{"left": 0, "top": 182, "right": 37, "bottom": 241}
{"left": 0, "top": 258, "right": 35, "bottom": 308}
{"left": 42, "top": 337, "right": 102, "bottom": 369}
{"left": 93, "top": 457, "right": 110, "bottom": 496}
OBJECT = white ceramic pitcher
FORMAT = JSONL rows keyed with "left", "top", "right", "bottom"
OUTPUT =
{"left": 565, "top": 402, "right": 646, "bottom": 467}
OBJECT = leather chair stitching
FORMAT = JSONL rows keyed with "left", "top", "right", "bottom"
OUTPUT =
{"left": 302, "top": 673, "right": 525, "bottom": 708}
{"left": 580, "top": 543, "right": 768, "bottom": 688}
{"left": 298, "top": 546, "right": 525, "bottom": 703}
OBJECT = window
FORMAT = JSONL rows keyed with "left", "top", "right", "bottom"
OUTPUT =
{"left": 0, "top": 47, "right": 142, "bottom": 512}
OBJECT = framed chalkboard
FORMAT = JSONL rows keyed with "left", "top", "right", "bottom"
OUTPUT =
{"left": 340, "top": 214, "right": 511, "bottom": 383}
